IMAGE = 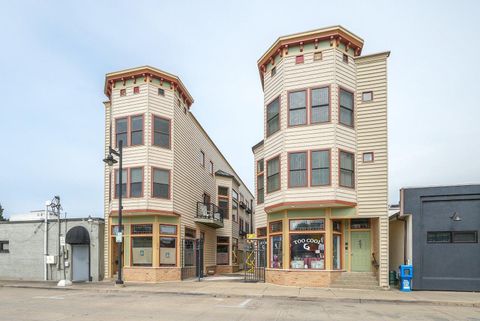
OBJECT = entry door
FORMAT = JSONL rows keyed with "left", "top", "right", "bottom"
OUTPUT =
{"left": 351, "top": 231, "right": 371, "bottom": 272}
{"left": 72, "top": 245, "right": 89, "bottom": 282}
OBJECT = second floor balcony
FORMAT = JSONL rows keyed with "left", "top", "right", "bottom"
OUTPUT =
{"left": 194, "top": 202, "right": 224, "bottom": 228}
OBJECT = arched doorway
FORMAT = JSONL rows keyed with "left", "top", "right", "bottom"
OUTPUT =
{"left": 66, "top": 226, "right": 91, "bottom": 282}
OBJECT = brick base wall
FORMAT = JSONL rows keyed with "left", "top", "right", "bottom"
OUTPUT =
{"left": 123, "top": 267, "right": 181, "bottom": 282}
{"left": 215, "top": 265, "right": 240, "bottom": 274}
{"left": 266, "top": 269, "right": 344, "bottom": 287}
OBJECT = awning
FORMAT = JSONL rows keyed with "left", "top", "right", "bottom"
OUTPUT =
{"left": 66, "top": 226, "right": 90, "bottom": 245}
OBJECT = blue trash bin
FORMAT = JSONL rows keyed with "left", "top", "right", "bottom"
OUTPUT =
{"left": 399, "top": 264, "right": 413, "bottom": 292}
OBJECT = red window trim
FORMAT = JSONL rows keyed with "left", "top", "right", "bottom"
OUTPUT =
{"left": 287, "top": 89, "right": 308, "bottom": 127}
{"left": 151, "top": 166, "right": 171, "bottom": 200}
{"left": 338, "top": 148, "right": 355, "bottom": 189}
{"left": 266, "top": 95, "right": 281, "bottom": 138}
{"left": 151, "top": 114, "right": 172, "bottom": 149}
{"left": 114, "top": 168, "right": 128, "bottom": 199}
{"left": 129, "top": 114, "right": 145, "bottom": 146}
{"left": 295, "top": 55, "right": 304, "bottom": 64}
{"left": 287, "top": 150, "right": 308, "bottom": 188}
{"left": 310, "top": 149, "right": 332, "bottom": 187}
{"left": 309, "top": 85, "right": 332, "bottom": 124}
{"left": 129, "top": 167, "right": 144, "bottom": 198}
{"left": 338, "top": 86, "right": 355, "bottom": 129}
{"left": 266, "top": 154, "right": 281, "bottom": 194}
{"left": 133, "top": 86, "right": 140, "bottom": 94}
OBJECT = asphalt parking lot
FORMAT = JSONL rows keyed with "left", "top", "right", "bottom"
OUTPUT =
{"left": 1, "top": 287, "right": 479, "bottom": 321}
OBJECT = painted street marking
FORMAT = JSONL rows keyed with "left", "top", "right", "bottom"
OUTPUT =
{"left": 216, "top": 298, "right": 253, "bottom": 308}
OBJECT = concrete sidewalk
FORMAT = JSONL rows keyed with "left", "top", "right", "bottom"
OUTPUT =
{"left": 1, "top": 279, "right": 479, "bottom": 307}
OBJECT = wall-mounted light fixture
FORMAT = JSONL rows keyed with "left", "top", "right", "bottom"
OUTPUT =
{"left": 450, "top": 212, "right": 462, "bottom": 222}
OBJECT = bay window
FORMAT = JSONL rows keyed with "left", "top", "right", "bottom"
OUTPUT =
{"left": 311, "top": 87, "right": 329, "bottom": 123}
{"left": 311, "top": 150, "right": 330, "bottom": 186}
{"left": 288, "top": 90, "right": 307, "bottom": 126}
{"left": 130, "top": 115, "right": 143, "bottom": 145}
{"left": 289, "top": 219, "right": 325, "bottom": 269}
{"left": 131, "top": 225, "right": 153, "bottom": 267}
{"left": 115, "top": 169, "right": 127, "bottom": 198}
{"left": 339, "top": 151, "right": 355, "bottom": 188}
{"left": 267, "top": 156, "right": 280, "bottom": 193}
{"left": 339, "top": 88, "right": 354, "bottom": 127}
{"left": 153, "top": 116, "right": 170, "bottom": 149}
{"left": 152, "top": 168, "right": 170, "bottom": 198}
{"left": 160, "top": 237, "right": 176, "bottom": 266}
{"left": 115, "top": 118, "right": 128, "bottom": 147}
{"left": 129, "top": 167, "right": 143, "bottom": 197}
{"left": 266, "top": 97, "right": 280, "bottom": 136}
{"left": 288, "top": 152, "right": 307, "bottom": 187}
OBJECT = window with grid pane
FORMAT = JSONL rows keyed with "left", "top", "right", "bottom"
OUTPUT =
{"left": 130, "top": 168, "right": 143, "bottom": 197}
{"left": 267, "top": 157, "right": 280, "bottom": 193}
{"left": 288, "top": 90, "right": 307, "bottom": 126}
{"left": 311, "top": 150, "right": 330, "bottom": 186}
{"left": 289, "top": 152, "right": 307, "bottom": 187}
{"left": 339, "top": 151, "right": 354, "bottom": 188}
{"left": 153, "top": 168, "right": 169, "bottom": 198}
{"left": 311, "top": 87, "right": 329, "bottom": 123}
{"left": 339, "top": 89, "right": 354, "bottom": 127}
{"left": 267, "top": 97, "right": 280, "bottom": 136}
{"left": 115, "top": 169, "right": 127, "bottom": 198}
{"left": 257, "top": 174, "right": 264, "bottom": 204}
{"left": 116, "top": 118, "right": 127, "bottom": 147}
{"left": 130, "top": 115, "right": 143, "bottom": 145}
{"left": 153, "top": 116, "right": 170, "bottom": 148}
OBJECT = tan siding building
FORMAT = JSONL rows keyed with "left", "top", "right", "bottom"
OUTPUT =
{"left": 253, "top": 26, "right": 390, "bottom": 288}
{"left": 103, "top": 66, "right": 254, "bottom": 282}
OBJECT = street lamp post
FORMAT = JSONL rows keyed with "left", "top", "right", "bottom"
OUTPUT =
{"left": 103, "top": 140, "right": 124, "bottom": 285}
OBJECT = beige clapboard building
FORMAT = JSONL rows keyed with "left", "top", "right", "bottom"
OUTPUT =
{"left": 252, "top": 26, "right": 390, "bottom": 288}
{"left": 103, "top": 66, "right": 254, "bottom": 282}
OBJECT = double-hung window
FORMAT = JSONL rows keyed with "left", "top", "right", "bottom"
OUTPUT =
{"left": 152, "top": 168, "right": 170, "bottom": 199}
{"left": 339, "top": 89, "right": 354, "bottom": 127}
{"left": 267, "top": 156, "right": 280, "bottom": 193}
{"left": 288, "top": 90, "right": 307, "bottom": 126}
{"left": 257, "top": 159, "right": 264, "bottom": 204}
{"left": 129, "top": 168, "right": 143, "bottom": 197}
{"left": 153, "top": 116, "right": 170, "bottom": 148}
{"left": 288, "top": 152, "right": 307, "bottom": 187}
{"left": 115, "top": 169, "right": 127, "bottom": 198}
{"left": 311, "top": 87, "right": 329, "bottom": 123}
{"left": 266, "top": 97, "right": 280, "bottom": 136}
{"left": 339, "top": 151, "right": 354, "bottom": 188}
{"left": 311, "top": 150, "right": 330, "bottom": 186}
{"left": 115, "top": 118, "right": 128, "bottom": 147}
{"left": 130, "top": 115, "right": 144, "bottom": 146}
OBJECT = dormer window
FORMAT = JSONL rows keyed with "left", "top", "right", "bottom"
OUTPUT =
{"left": 271, "top": 66, "right": 277, "bottom": 77}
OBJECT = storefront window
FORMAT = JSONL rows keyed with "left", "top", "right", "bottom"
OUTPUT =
{"left": 351, "top": 219, "right": 370, "bottom": 229}
{"left": 132, "top": 237, "right": 153, "bottom": 266}
{"left": 290, "top": 234, "right": 325, "bottom": 269}
{"left": 270, "top": 235, "right": 283, "bottom": 268}
{"left": 160, "top": 224, "right": 177, "bottom": 235}
{"left": 270, "top": 221, "right": 283, "bottom": 233}
{"left": 289, "top": 219, "right": 324, "bottom": 231}
{"left": 160, "top": 237, "right": 176, "bottom": 266}
{"left": 132, "top": 224, "right": 153, "bottom": 234}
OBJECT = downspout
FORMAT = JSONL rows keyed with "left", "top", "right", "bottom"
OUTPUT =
{"left": 44, "top": 201, "right": 49, "bottom": 281}
{"left": 250, "top": 199, "right": 253, "bottom": 234}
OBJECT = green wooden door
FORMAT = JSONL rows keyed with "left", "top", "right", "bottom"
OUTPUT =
{"left": 351, "top": 231, "right": 371, "bottom": 272}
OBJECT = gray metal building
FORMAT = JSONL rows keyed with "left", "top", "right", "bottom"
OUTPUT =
{"left": 391, "top": 185, "right": 480, "bottom": 291}
{"left": 0, "top": 217, "right": 104, "bottom": 282}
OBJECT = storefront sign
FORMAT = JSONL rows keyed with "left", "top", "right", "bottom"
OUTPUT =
{"left": 292, "top": 237, "right": 323, "bottom": 250}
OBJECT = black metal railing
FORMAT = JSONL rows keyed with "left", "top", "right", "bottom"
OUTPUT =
{"left": 196, "top": 202, "right": 224, "bottom": 223}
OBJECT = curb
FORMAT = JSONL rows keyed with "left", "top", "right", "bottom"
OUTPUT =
{"left": 1, "top": 284, "right": 478, "bottom": 308}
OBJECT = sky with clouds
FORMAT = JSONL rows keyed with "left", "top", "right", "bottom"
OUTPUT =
{"left": 0, "top": 0, "right": 479, "bottom": 218}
